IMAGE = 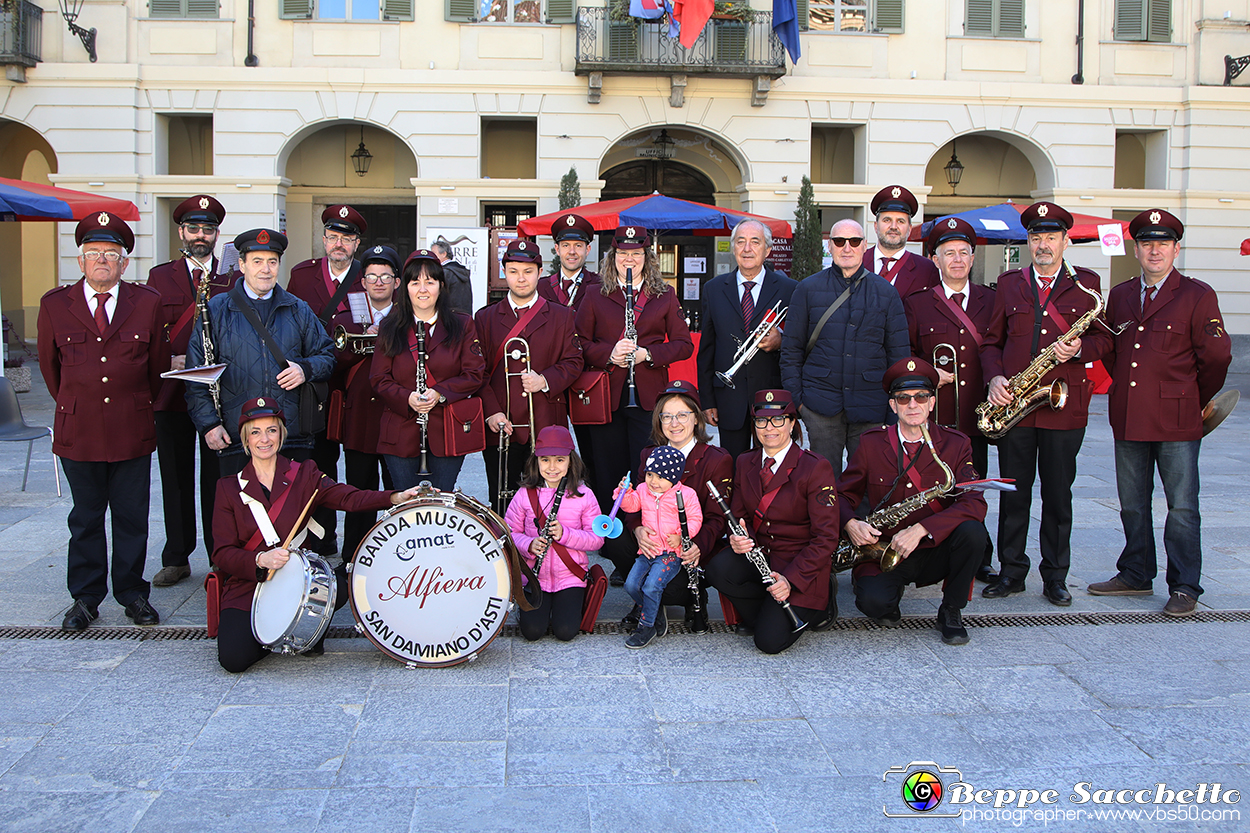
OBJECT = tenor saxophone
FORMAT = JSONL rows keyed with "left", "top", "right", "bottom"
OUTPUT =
{"left": 975, "top": 270, "right": 1104, "bottom": 440}
{"left": 833, "top": 422, "right": 955, "bottom": 573}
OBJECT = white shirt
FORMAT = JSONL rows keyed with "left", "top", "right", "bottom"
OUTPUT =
{"left": 761, "top": 441, "right": 793, "bottom": 472}
{"left": 83, "top": 282, "right": 119, "bottom": 324}
{"left": 183, "top": 256, "right": 214, "bottom": 280}
{"left": 413, "top": 313, "right": 438, "bottom": 339}
{"left": 329, "top": 263, "right": 350, "bottom": 283}
{"left": 672, "top": 437, "right": 697, "bottom": 458}
{"left": 508, "top": 295, "right": 538, "bottom": 315}
{"left": 368, "top": 302, "right": 393, "bottom": 326}
{"left": 243, "top": 283, "right": 274, "bottom": 300}
{"left": 941, "top": 281, "right": 970, "bottom": 311}
{"left": 735, "top": 270, "right": 765, "bottom": 307}
{"left": 875, "top": 249, "right": 905, "bottom": 281}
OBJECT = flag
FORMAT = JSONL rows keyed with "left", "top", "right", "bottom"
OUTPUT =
{"left": 478, "top": 0, "right": 493, "bottom": 20}
{"left": 773, "top": 0, "right": 801, "bottom": 63}
{"left": 629, "top": 0, "right": 665, "bottom": 18}
{"left": 671, "top": 0, "right": 713, "bottom": 49}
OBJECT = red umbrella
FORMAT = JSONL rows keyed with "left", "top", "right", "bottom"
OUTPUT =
{"left": 517, "top": 193, "right": 792, "bottom": 239}
{"left": 909, "top": 202, "right": 1128, "bottom": 246}
{"left": 0, "top": 177, "right": 139, "bottom": 222}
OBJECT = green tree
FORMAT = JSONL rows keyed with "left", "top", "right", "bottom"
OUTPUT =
{"left": 791, "top": 175, "right": 822, "bottom": 280}
{"left": 559, "top": 166, "right": 581, "bottom": 210}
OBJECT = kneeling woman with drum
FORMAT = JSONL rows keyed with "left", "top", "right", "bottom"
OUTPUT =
{"left": 705, "top": 389, "right": 840, "bottom": 654}
{"left": 213, "top": 398, "right": 420, "bottom": 673}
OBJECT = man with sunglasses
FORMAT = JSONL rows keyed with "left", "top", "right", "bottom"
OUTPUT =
{"left": 780, "top": 219, "right": 909, "bottom": 472}
{"left": 863, "top": 185, "right": 939, "bottom": 300}
{"left": 38, "top": 213, "right": 171, "bottom": 631}
{"left": 287, "top": 205, "right": 369, "bottom": 558}
{"left": 146, "top": 195, "right": 237, "bottom": 587}
{"left": 837, "top": 358, "right": 988, "bottom": 645}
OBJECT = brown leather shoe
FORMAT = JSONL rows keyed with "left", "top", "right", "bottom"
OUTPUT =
{"left": 1087, "top": 575, "right": 1152, "bottom": 596}
{"left": 1163, "top": 591, "right": 1196, "bottom": 618}
{"left": 153, "top": 565, "right": 191, "bottom": 587}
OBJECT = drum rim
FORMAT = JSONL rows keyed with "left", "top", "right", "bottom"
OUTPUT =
{"left": 251, "top": 548, "right": 337, "bottom": 652}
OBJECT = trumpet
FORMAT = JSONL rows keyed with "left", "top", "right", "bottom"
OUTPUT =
{"left": 716, "top": 301, "right": 786, "bottom": 389}
{"left": 333, "top": 325, "right": 376, "bottom": 355}
{"left": 932, "top": 343, "right": 959, "bottom": 429}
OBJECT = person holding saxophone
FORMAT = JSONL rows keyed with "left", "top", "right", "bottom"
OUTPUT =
{"left": 837, "top": 358, "right": 989, "bottom": 645}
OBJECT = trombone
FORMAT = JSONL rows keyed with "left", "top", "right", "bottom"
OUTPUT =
{"left": 716, "top": 300, "right": 786, "bottom": 389}
{"left": 496, "top": 336, "right": 537, "bottom": 514}
{"left": 932, "top": 343, "right": 959, "bottom": 428}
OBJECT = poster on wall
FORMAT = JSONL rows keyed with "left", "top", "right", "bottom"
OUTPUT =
{"left": 425, "top": 227, "right": 491, "bottom": 313}
{"left": 766, "top": 237, "right": 793, "bottom": 277}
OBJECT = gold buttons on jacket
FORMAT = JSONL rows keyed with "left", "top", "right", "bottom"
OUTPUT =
{"left": 103, "top": 397, "right": 111, "bottom": 404}
{"left": 101, "top": 377, "right": 109, "bottom": 383}
{"left": 100, "top": 357, "right": 107, "bottom": 362}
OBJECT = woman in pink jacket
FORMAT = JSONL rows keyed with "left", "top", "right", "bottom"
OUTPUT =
{"left": 505, "top": 426, "right": 603, "bottom": 641}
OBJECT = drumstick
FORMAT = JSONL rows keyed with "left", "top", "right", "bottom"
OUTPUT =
{"left": 266, "top": 489, "right": 320, "bottom": 581}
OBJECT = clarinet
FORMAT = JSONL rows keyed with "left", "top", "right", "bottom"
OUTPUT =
{"left": 676, "top": 490, "right": 708, "bottom": 634}
{"left": 415, "top": 320, "right": 431, "bottom": 478}
{"left": 623, "top": 268, "right": 640, "bottom": 409}
{"left": 529, "top": 475, "right": 567, "bottom": 578}
{"left": 184, "top": 249, "right": 222, "bottom": 424}
{"left": 706, "top": 481, "right": 806, "bottom": 634}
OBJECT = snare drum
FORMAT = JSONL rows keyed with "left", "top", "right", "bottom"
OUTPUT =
{"left": 251, "top": 548, "right": 337, "bottom": 655}
{"left": 349, "top": 489, "right": 516, "bottom": 667}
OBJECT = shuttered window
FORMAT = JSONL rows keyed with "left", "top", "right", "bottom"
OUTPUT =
{"left": 1114, "top": 0, "right": 1170, "bottom": 43}
{"left": 801, "top": 0, "right": 903, "bottom": 33}
{"left": 150, "top": 0, "right": 219, "bottom": 18}
{"left": 965, "top": 0, "right": 1024, "bottom": 38}
{"left": 280, "top": 0, "right": 313, "bottom": 19}
{"left": 446, "top": 0, "right": 572, "bottom": 23}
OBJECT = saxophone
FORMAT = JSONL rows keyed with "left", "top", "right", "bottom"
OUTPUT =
{"left": 833, "top": 422, "right": 955, "bottom": 573}
{"left": 975, "top": 267, "right": 1103, "bottom": 440}
{"left": 185, "top": 250, "right": 222, "bottom": 423}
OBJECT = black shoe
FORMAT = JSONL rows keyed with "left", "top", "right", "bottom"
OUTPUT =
{"left": 873, "top": 611, "right": 903, "bottom": 628}
{"left": 61, "top": 599, "right": 98, "bottom": 632}
{"left": 655, "top": 606, "right": 668, "bottom": 637}
{"left": 1043, "top": 580, "right": 1073, "bottom": 607}
{"left": 625, "top": 625, "right": 657, "bottom": 649}
{"left": 620, "top": 604, "right": 641, "bottom": 632}
{"left": 124, "top": 597, "right": 160, "bottom": 626}
{"left": 811, "top": 574, "right": 839, "bottom": 631}
{"left": 975, "top": 566, "right": 999, "bottom": 584}
{"left": 982, "top": 576, "right": 1026, "bottom": 599}
{"left": 609, "top": 569, "right": 625, "bottom": 588}
{"left": 734, "top": 623, "right": 754, "bottom": 636}
{"left": 936, "top": 603, "right": 969, "bottom": 645}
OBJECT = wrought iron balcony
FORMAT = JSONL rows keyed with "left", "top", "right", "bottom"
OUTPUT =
{"left": 575, "top": 7, "right": 785, "bottom": 79}
{"left": 1, "top": 0, "right": 42, "bottom": 68}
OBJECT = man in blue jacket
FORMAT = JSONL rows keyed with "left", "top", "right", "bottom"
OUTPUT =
{"left": 780, "top": 219, "right": 909, "bottom": 472}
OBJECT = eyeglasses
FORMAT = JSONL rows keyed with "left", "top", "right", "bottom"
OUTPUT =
{"left": 892, "top": 392, "right": 934, "bottom": 404}
{"left": 659, "top": 411, "right": 695, "bottom": 424}
{"left": 181, "top": 224, "right": 217, "bottom": 235}
{"left": 615, "top": 250, "right": 645, "bottom": 260}
{"left": 752, "top": 415, "right": 791, "bottom": 428}
{"left": 82, "top": 251, "right": 124, "bottom": 263}
{"left": 830, "top": 237, "right": 865, "bottom": 248}
{"left": 363, "top": 274, "right": 395, "bottom": 285}
{"left": 324, "top": 233, "right": 358, "bottom": 246}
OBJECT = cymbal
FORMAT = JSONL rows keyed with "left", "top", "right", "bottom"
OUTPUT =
{"left": 1202, "top": 389, "right": 1239, "bottom": 436}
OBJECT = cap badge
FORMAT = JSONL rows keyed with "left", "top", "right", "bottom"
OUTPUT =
{"left": 674, "top": 381, "right": 684, "bottom": 388}
{"left": 518, "top": 241, "right": 527, "bottom": 250}
{"left": 1037, "top": 205, "right": 1049, "bottom": 217}
{"left": 907, "top": 360, "right": 916, "bottom": 371}
{"left": 625, "top": 227, "right": 636, "bottom": 239}
{"left": 373, "top": 246, "right": 383, "bottom": 254}
{"left": 97, "top": 212, "right": 110, "bottom": 226}
{"left": 947, "top": 219, "right": 958, "bottom": 229}
{"left": 257, "top": 398, "right": 265, "bottom": 407}
{"left": 1150, "top": 210, "right": 1162, "bottom": 225}
{"left": 257, "top": 230, "right": 270, "bottom": 244}
{"left": 890, "top": 187, "right": 901, "bottom": 199}
{"left": 198, "top": 197, "right": 210, "bottom": 209}
{"left": 339, "top": 206, "right": 349, "bottom": 219}
{"left": 765, "top": 392, "right": 775, "bottom": 402}
{"left": 566, "top": 215, "right": 576, "bottom": 226}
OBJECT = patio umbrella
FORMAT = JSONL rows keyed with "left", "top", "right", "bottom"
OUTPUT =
{"left": 909, "top": 202, "right": 1128, "bottom": 248}
{"left": 517, "top": 193, "right": 792, "bottom": 238}
{"left": 0, "top": 177, "right": 140, "bottom": 222}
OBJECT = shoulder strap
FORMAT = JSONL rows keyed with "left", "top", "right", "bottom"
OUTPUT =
{"left": 491, "top": 298, "right": 547, "bottom": 372}
{"left": 320, "top": 261, "right": 359, "bottom": 323}
{"left": 526, "top": 487, "right": 587, "bottom": 582}
{"left": 230, "top": 282, "right": 287, "bottom": 366}
{"left": 805, "top": 272, "right": 860, "bottom": 356}
{"left": 752, "top": 453, "right": 800, "bottom": 530}
{"left": 239, "top": 460, "right": 304, "bottom": 550}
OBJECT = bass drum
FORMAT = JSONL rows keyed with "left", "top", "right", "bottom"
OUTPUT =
{"left": 348, "top": 488, "right": 516, "bottom": 667}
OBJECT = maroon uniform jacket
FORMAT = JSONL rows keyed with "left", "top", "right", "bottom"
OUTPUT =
{"left": 980, "top": 264, "right": 1101, "bottom": 431}
{"left": 864, "top": 247, "right": 939, "bottom": 299}
{"left": 837, "top": 423, "right": 987, "bottom": 551}
{"left": 905, "top": 283, "right": 995, "bottom": 437}
{"left": 335, "top": 306, "right": 392, "bottom": 455}
{"left": 473, "top": 297, "right": 583, "bottom": 446}
{"left": 623, "top": 441, "right": 734, "bottom": 566}
{"left": 729, "top": 443, "right": 839, "bottom": 611}
{"left": 1086, "top": 269, "right": 1230, "bottom": 442}
{"left": 38, "top": 279, "right": 170, "bottom": 463}
{"left": 146, "top": 256, "right": 237, "bottom": 412}
{"left": 212, "top": 457, "right": 395, "bottom": 611}
{"left": 575, "top": 285, "right": 693, "bottom": 411}
{"left": 370, "top": 314, "right": 486, "bottom": 457}
{"left": 288, "top": 257, "right": 366, "bottom": 390}
{"left": 537, "top": 268, "right": 601, "bottom": 315}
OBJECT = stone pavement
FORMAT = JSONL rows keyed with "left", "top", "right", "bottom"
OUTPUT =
{"left": 0, "top": 361, "right": 1247, "bottom": 832}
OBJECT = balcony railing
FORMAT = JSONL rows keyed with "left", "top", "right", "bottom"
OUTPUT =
{"left": 1, "top": 0, "right": 42, "bottom": 68}
{"left": 575, "top": 7, "right": 785, "bottom": 79}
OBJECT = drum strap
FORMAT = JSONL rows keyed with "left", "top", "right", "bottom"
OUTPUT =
{"left": 238, "top": 461, "right": 321, "bottom": 550}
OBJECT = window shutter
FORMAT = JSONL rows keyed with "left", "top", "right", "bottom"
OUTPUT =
{"left": 446, "top": 0, "right": 477, "bottom": 21}
{"left": 546, "top": 0, "right": 575, "bottom": 24}
{"left": 1114, "top": 0, "right": 1146, "bottom": 41}
{"left": 873, "top": 0, "right": 903, "bottom": 33}
{"left": 998, "top": 0, "right": 1024, "bottom": 36}
{"left": 186, "top": 0, "right": 219, "bottom": 17}
{"left": 382, "top": 0, "right": 413, "bottom": 20}
{"left": 1146, "top": 0, "right": 1170, "bottom": 43}
{"left": 965, "top": 0, "right": 993, "bottom": 35}
{"left": 149, "top": 0, "right": 184, "bottom": 16}
{"left": 280, "top": 0, "right": 313, "bottom": 19}
{"left": 797, "top": 0, "right": 809, "bottom": 32}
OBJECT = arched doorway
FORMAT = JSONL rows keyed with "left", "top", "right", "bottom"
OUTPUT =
{"left": 281, "top": 121, "right": 419, "bottom": 267}
{"left": 600, "top": 160, "right": 715, "bottom": 204}
{"left": 0, "top": 121, "right": 58, "bottom": 344}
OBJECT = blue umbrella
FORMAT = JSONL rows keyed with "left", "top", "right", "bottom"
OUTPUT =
{"left": 0, "top": 180, "right": 73, "bottom": 220}
{"left": 915, "top": 203, "right": 1027, "bottom": 245}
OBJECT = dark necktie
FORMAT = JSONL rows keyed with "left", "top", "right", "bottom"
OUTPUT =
{"left": 1141, "top": 286, "right": 1158, "bottom": 318}
{"left": 191, "top": 267, "right": 203, "bottom": 291}
{"left": 741, "top": 281, "right": 755, "bottom": 325}
{"left": 952, "top": 292, "right": 965, "bottom": 309}
{"left": 1037, "top": 274, "right": 1055, "bottom": 307}
{"left": 93, "top": 293, "right": 110, "bottom": 334}
{"left": 881, "top": 256, "right": 897, "bottom": 280}
{"left": 761, "top": 456, "right": 775, "bottom": 489}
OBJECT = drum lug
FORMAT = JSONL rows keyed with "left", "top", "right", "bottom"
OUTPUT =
{"left": 405, "top": 661, "right": 417, "bottom": 669}
{"left": 354, "top": 623, "right": 364, "bottom": 634}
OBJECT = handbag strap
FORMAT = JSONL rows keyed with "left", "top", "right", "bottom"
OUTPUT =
{"left": 526, "top": 487, "right": 586, "bottom": 581}
{"left": 320, "top": 260, "right": 360, "bottom": 323}
{"left": 805, "top": 270, "right": 861, "bottom": 356}
{"left": 230, "top": 282, "right": 288, "bottom": 366}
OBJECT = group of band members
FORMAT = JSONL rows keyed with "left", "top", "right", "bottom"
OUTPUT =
{"left": 38, "top": 186, "right": 1229, "bottom": 644}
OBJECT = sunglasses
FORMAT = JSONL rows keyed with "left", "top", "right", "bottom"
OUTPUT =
{"left": 892, "top": 392, "right": 934, "bottom": 404}
{"left": 831, "top": 237, "right": 865, "bottom": 248}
